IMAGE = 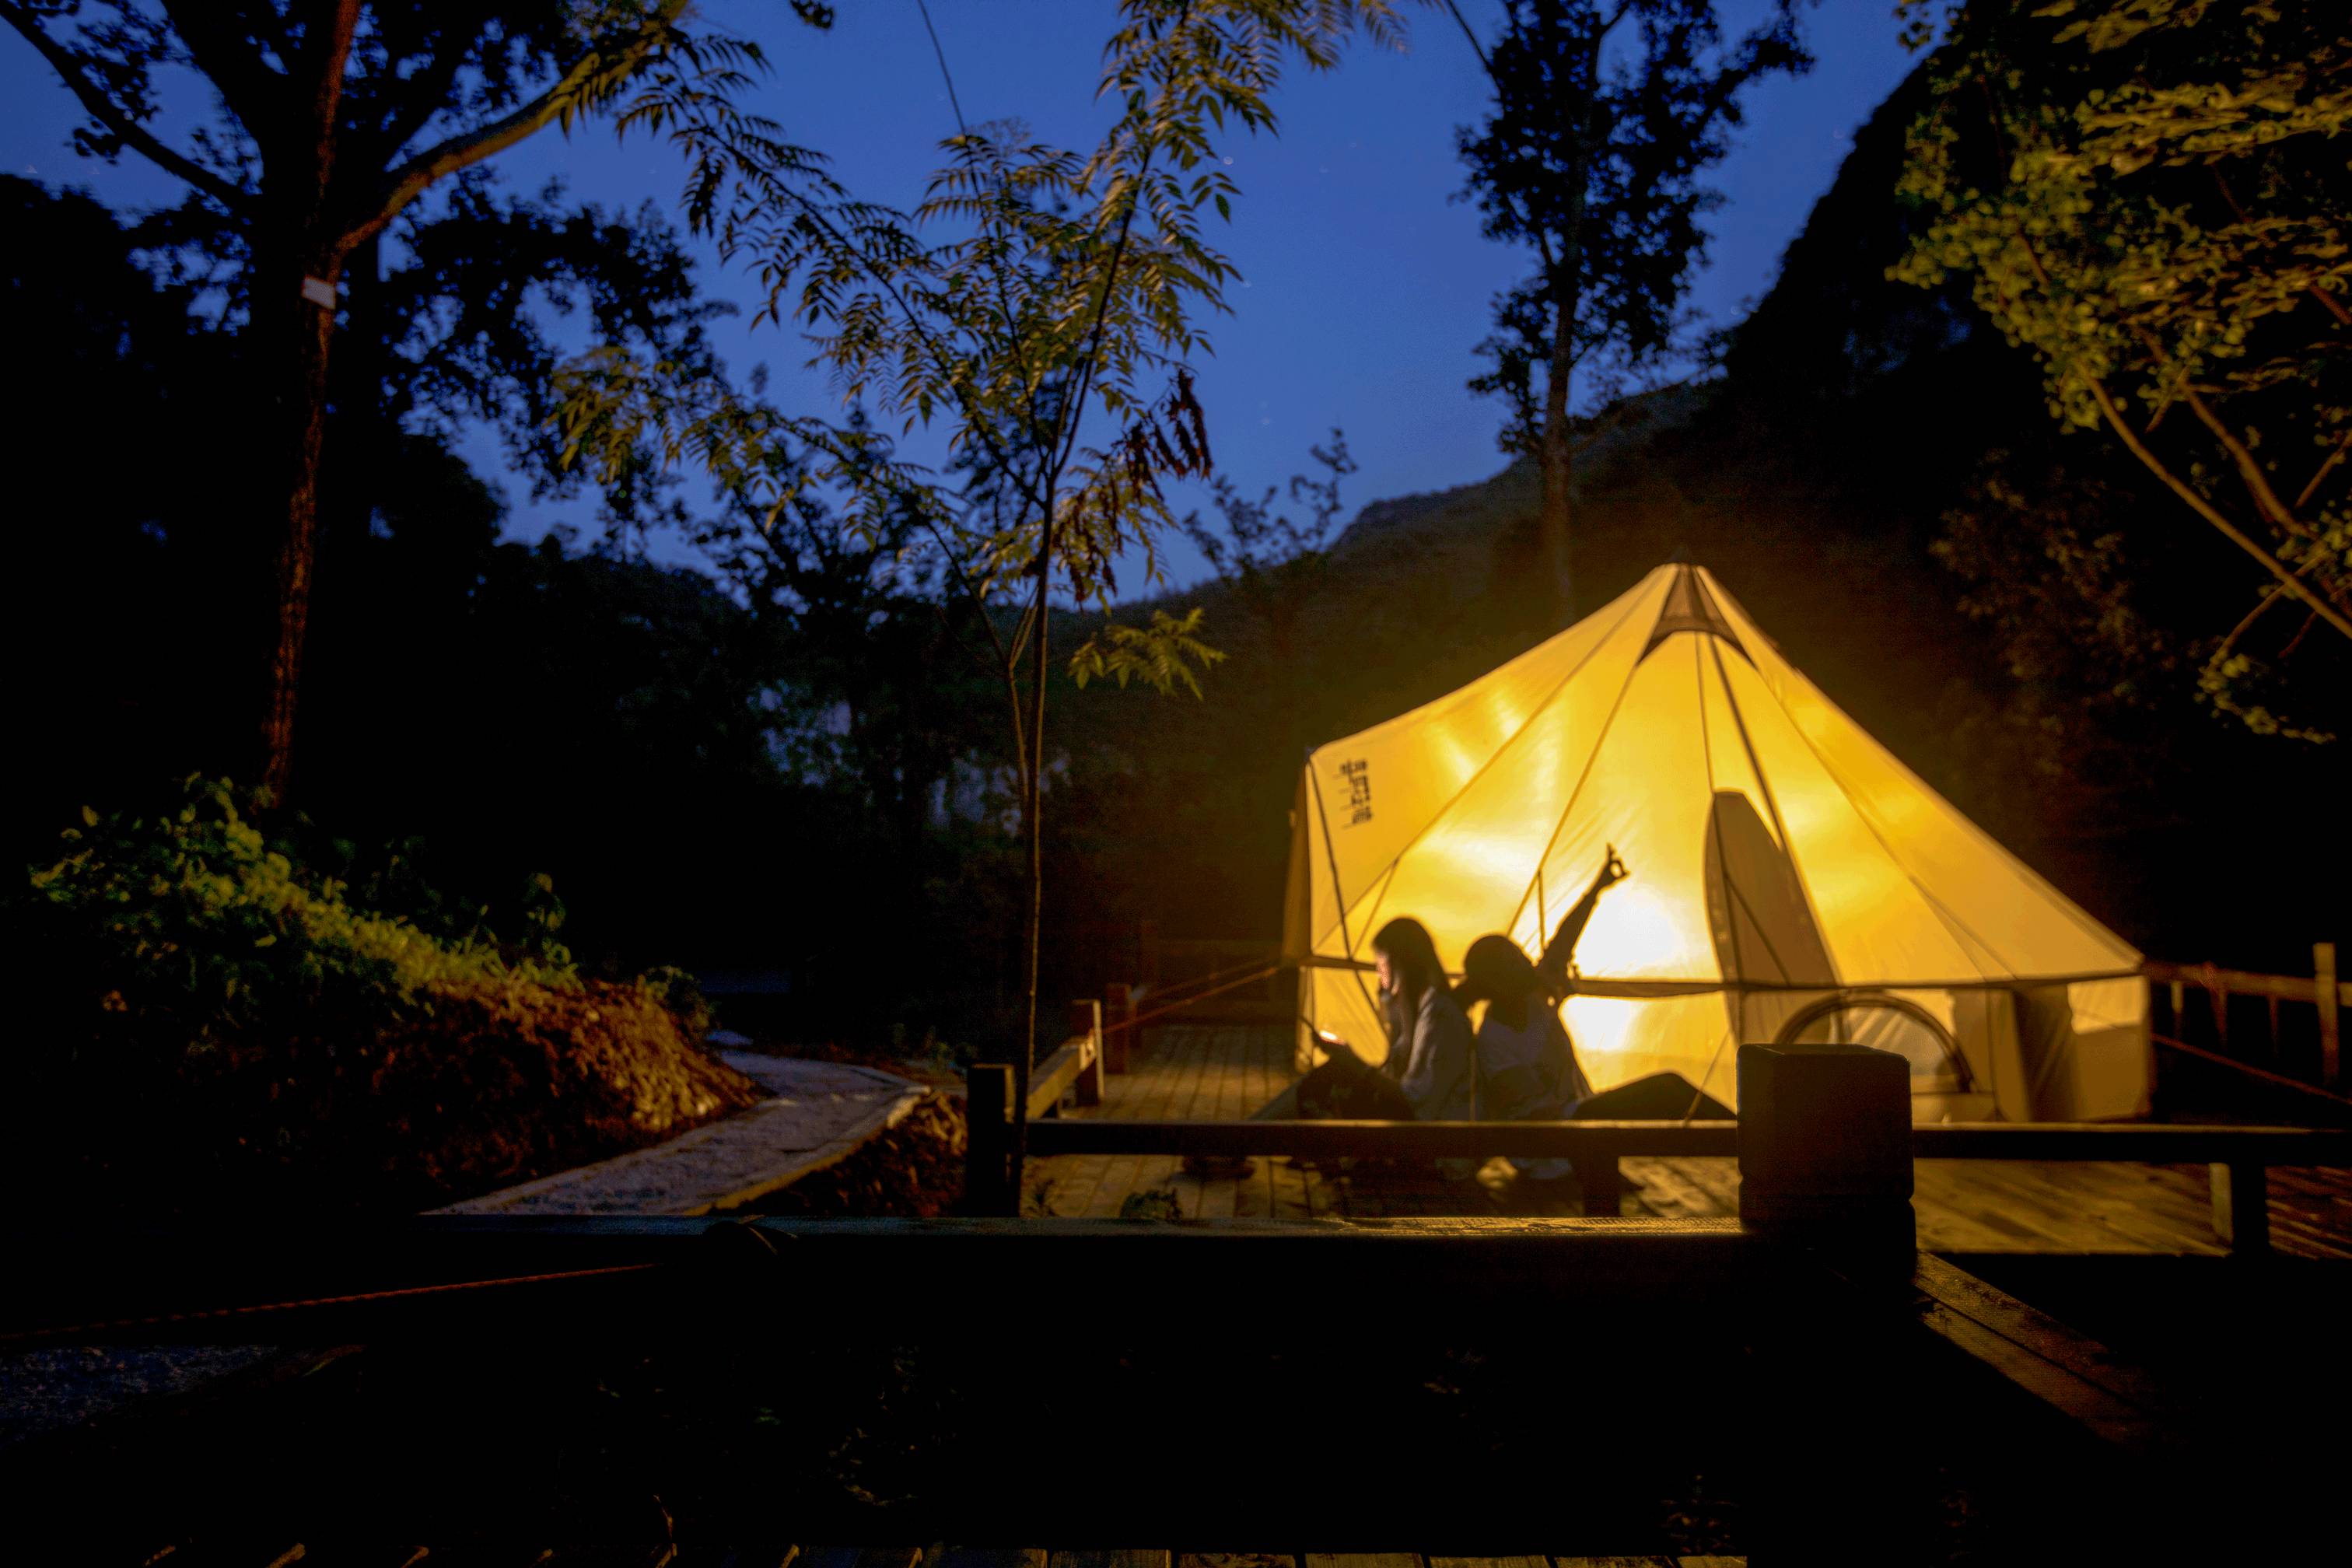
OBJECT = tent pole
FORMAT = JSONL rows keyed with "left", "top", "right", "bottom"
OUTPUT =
{"left": 1307, "top": 754, "right": 1388, "bottom": 1053}
{"left": 1692, "top": 632, "right": 1749, "bottom": 1049}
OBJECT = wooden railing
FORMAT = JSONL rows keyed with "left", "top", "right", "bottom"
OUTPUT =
{"left": 963, "top": 1001, "right": 1105, "bottom": 1212}
{"left": 989, "top": 936, "right": 2352, "bottom": 1248}
{"left": 1136, "top": 933, "right": 1290, "bottom": 1023}
{"left": 1003, "top": 1115, "right": 2352, "bottom": 1252}
{"left": 2148, "top": 943, "right": 2343, "bottom": 1094}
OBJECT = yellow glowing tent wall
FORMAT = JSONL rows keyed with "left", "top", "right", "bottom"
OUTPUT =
{"left": 1281, "top": 564, "right": 2151, "bottom": 1122}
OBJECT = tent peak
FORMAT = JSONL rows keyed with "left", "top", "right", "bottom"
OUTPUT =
{"left": 1641, "top": 561, "right": 1747, "bottom": 663}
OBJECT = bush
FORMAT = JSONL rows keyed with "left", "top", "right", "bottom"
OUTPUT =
{"left": 15, "top": 778, "right": 760, "bottom": 1213}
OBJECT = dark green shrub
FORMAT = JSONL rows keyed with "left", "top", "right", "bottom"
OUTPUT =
{"left": 16, "top": 778, "right": 759, "bottom": 1212}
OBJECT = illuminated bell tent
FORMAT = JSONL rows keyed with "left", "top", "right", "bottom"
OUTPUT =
{"left": 1282, "top": 562, "right": 2151, "bottom": 1122}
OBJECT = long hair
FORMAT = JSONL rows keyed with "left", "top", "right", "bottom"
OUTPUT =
{"left": 1370, "top": 916, "right": 1446, "bottom": 1009}
{"left": 1459, "top": 933, "right": 1540, "bottom": 1031}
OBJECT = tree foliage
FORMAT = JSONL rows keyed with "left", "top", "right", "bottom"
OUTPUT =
{"left": 1893, "top": 0, "right": 2352, "bottom": 736}
{"left": 1451, "top": 0, "right": 1809, "bottom": 612}
{"left": 16, "top": 775, "right": 757, "bottom": 1212}
{"left": 0, "top": 0, "right": 822, "bottom": 796}
{"left": 558, "top": 0, "right": 1404, "bottom": 1138}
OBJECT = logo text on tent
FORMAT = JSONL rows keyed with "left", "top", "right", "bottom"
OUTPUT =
{"left": 1338, "top": 758, "right": 1372, "bottom": 825}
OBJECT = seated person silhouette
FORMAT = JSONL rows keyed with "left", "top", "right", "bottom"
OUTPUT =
{"left": 1458, "top": 849, "right": 1741, "bottom": 1205}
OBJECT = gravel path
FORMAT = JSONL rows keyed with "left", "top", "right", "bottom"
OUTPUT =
{"left": 0, "top": 1343, "right": 282, "bottom": 1451}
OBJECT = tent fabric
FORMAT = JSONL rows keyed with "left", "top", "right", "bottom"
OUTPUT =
{"left": 1281, "top": 564, "right": 2151, "bottom": 1122}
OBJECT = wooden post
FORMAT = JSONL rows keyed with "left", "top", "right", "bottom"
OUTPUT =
{"left": 1067, "top": 999, "right": 1104, "bottom": 1108}
{"left": 1139, "top": 919, "right": 1160, "bottom": 987}
{"left": 965, "top": 1063, "right": 1015, "bottom": 1216}
{"left": 2209, "top": 1161, "right": 2270, "bottom": 1252}
{"left": 2318, "top": 941, "right": 2341, "bottom": 1091}
{"left": 2168, "top": 978, "right": 2186, "bottom": 1038}
{"left": 1737, "top": 1041, "right": 1915, "bottom": 1563}
{"left": 1103, "top": 983, "right": 1132, "bottom": 1075}
{"left": 1737, "top": 1041, "right": 1915, "bottom": 1268}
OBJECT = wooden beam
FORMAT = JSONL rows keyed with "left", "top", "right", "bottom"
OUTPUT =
{"left": 0, "top": 1214, "right": 1790, "bottom": 1348}
{"left": 1026, "top": 1034, "right": 1097, "bottom": 1122}
{"left": 2146, "top": 959, "right": 2352, "bottom": 1007}
{"left": 1905, "top": 1254, "right": 2180, "bottom": 1454}
{"left": 1022, "top": 1118, "right": 2352, "bottom": 1167}
{"left": 1027, "top": 1117, "right": 1738, "bottom": 1158}
{"left": 1912, "top": 1122, "right": 2352, "bottom": 1163}
{"left": 2318, "top": 942, "right": 2342, "bottom": 1090}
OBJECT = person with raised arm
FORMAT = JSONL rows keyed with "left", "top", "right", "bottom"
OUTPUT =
{"left": 1455, "top": 847, "right": 1628, "bottom": 1178}
{"left": 1457, "top": 847, "right": 1733, "bottom": 1201}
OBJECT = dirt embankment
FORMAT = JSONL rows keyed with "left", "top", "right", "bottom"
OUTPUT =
{"left": 744, "top": 1090, "right": 969, "bottom": 1219}
{"left": 25, "top": 981, "right": 765, "bottom": 1216}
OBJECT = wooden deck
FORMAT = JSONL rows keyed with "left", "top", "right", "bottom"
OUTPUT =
{"left": 1034, "top": 1024, "right": 2352, "bottom": 1257}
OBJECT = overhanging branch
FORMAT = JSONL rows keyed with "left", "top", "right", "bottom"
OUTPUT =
{"left": 0, "top": 0, "right": 253, "bottom": 215}
{"left": 345, "top": 1, "right": 688, "bottom": 248}
{"left": 2081, "top": 375, "right": 2352, "bottom": 645}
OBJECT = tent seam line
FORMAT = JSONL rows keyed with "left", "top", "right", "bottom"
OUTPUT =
{"left": 1311, "top": 577, "right": 1664, "bottom": 944}
{"left": 1709, "top": 638, "right": 1849, "bottom": 999}
{"left": 1501, "top": 606, "right": 1657, "bottom": 940}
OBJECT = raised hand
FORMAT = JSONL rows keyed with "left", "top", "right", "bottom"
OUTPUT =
{"left": 1598, "top": 844, "right": 1629, "bottom": 888}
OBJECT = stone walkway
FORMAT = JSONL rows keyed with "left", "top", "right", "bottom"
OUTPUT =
{"left": 435, "top": 1053, "right": 929, "bottom": 1217}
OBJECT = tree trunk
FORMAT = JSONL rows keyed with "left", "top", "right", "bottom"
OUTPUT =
{"left": 258, "top": 250, "right": 341, "bottom": 806}
{"left": 1538, "top": 273, "right": 1577, "bottom": 622}
{"left": 1012, "top": 507, "right": 1057, "bottom": 1201}
{"left": 1531, "top": 34, "right": 1605, "bottom": 627}
{"left": 1539, "top": 117, "right": 1594, "bottom": 625}
{"left": 256, "top": 0, "right": 362, "bottom": 807}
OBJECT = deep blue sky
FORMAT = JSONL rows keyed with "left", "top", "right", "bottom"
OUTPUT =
{"left": 2, "top": 1, "right": 1919, "bottom": 595}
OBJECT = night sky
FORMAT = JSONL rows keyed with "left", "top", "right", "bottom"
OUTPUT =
{"left": 0, "top": 1, "right": 1920, "bottom": 593}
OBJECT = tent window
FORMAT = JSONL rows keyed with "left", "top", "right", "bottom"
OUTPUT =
{"left": 1773, "top": 991, "right": 1974, "bottom": 1096}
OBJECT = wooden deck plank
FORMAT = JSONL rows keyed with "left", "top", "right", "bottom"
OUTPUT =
{"left": 1050, "top": 1153, "right": 1111, "bottom": 1219}
{"left": 1228, "top": 1030, "right": 1270, "bottom": 1220}
{"left": 1655, "top": 1156, "right": 1741, "bottom": 1214}
{"left": 1620, "top": 1157, "right": 1720, "bottom": 1220}
{"left": 1050, "top": 1553, "right": 1169, "bottom": 1568}
{"left": 1076, "top": 1023, "right": 1175, "bottom": 1215}
{"left": 932, "top": 1552, "right": 1046, "bottom": 1568}
{"left": 800, "top": 1551, "right": 917, "bottom": 1568}
{"left": 1194, "top": 1030, "right": 1245, "bottom": 1220}
{"left": 1165, "top": 1027, "right": 1217, "bottom": 1217}
{"left": 1135, "top": 1025, "right": 1205, "bottom": 1214}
